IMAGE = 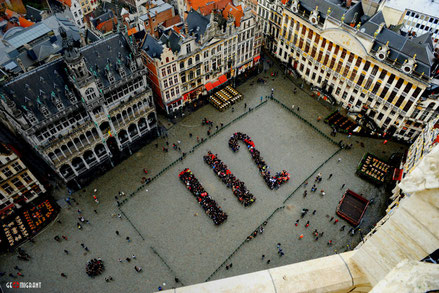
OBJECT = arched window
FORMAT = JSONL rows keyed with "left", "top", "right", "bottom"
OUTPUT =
{"left": 85, "top": 88, "right": 97, "bottom": 101}
{"left": 195, "top": 54, "right": 200, "bottom": 62}
{"left": 188, "top": 58, "right": 193, "bottom": 66}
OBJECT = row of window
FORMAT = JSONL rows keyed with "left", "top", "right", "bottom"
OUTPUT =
{"left": 104, "top": 76, "right": 144, "bottom": 105}
{"left": 282, "top": 18, "right": 422, "bottom": 112}
{"left": 35, "top": 110, "right": 88, "bottom": 142}
{"left": 164, "top": 87, "right": 180, "bottom": 102}
{"left": 1, "top": 162, "right": 23, "bottom": 179}
{"left": 1, "top": 172, "right": 33, "bottom": 195}
{"left": 161, "top": 63, "right": 177, "bottom": 77}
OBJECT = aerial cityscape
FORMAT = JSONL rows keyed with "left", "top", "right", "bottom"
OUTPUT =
{"left": 0, "top": 0, "right": 438, "bottom": 292}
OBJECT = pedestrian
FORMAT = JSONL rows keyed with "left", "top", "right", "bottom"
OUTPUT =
{"left": 337, "top": 158, "right": 341, "bottom": 163}
{"left": 189, "top": 133, "right": 192, "bottom": 138}
{"left": 330, "top": 217, "right": 334, "bottom": 222}
{"left": 14, "top": 266, "right": 21, "bottom": 271}
{"left": 279, "top": 251, "right": 284, "bottom": 257}
{"left": 261, "top": 254, "right": 265, "bottom": 260}
{"left": 312, "top": 210, "right": 316, "bottom": 215}
{"left": 8, "top": 273, "right": 16, "bottom": 278}
{"left": 297, "top": 106, "right": 300, "bottom": 112}
{"left": 291, "top": 104, "right": 295, "bottom": 110}
{"left": 232, "top": 107, "right": 234, "bottom": 112}
{"left": 226, "top": 265, "right": 229, "bottom": 270}
{"left": 277, "top": 243, "right": 281, "bottom": 248}
{"left": 81, "top": 243, "right": 85, "bottom": 248}
{"left": 77, "top": 209, "right": 81, "bottom": 214}
{"left": 328, "top": 240, "right": 333, "bottom": 246}
{"left": 328, "top": 174, "right": 333, "bottom": 179}
{"left": 299, "top": 234, "right": 304, "bottom": 239}
{"left": 84, "top": 247, "right": 89, "bottom": 252}
{"left": 61, "top": 273, "right": 67, "bottom": 278}
{"left": 216, "top": 125, "right": 219, "bottom": 131}
{"left": 304, "top": 181, "right": 308, "bottom": 187}
{"left": 303, "top": 190, "right": 307, "bottom": 197}
{"left": 177, "top": 140, "right": 181, "bottom": 145}
{"left": 118, "top": 258, "right": 123, "bottom": 263}
{"left": 320, "top": 232, "right": 324, "bottom": 237}
{"left": 196, "top": 136, "right": 200, "bottom": 142}
{"left": 126, "top": 236, "right": 131, "bottom": 242}
{"left": 295, "top": 219, "right": 299, "bottom": 226}
{"left": 109, "top": 276, "right": 113, "bottom": 281}
{"left": 105, "top": 277, "right": 109, "bottom": 282}
{"left": 115, "top": 230, "right": 120, "bottom": 236}
{"left": 340, "top": 225, "right": 345, "bottom": 231}
{"left": 334, "top": 219, "right": 339, "bottom": 224}
{"left": 118, "top": 214, "right": 122, "bottom": 219}
{"left": 267, "top": 259, "right": 271, "bottom": 264}
{"left": 64, "top": 250, "right": 69, "bottom": 255}
{"left": 341, "top": 184, "right": 345, "bottom": 189}
{"left": 305, "top": 221, "right": 309, "bottom": 228}
{"left": 175, "top": 277, "right": 180, "bottom": 283}
{"left": 220, "top": 123, "right": 224, "bottom": 128}
{"left": 244, "top": 103, "right": 247, "bottom": 108}
{"left": 62, "top": 235, "right": 67, "bottom": 240}
{"left": 126, "top": 257, "right": 131, "bottom": 262}
{"left": 315, "top": 237, "right": 319, "bottom": 241}
{"left": 229, "top": 263, "right": 232, "bottom": 268}
{"left": 94, "top": 209, "right": 98, "bottom": 214}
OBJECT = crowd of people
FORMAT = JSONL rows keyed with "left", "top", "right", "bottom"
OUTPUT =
{"left": 179, "top": 168, "right": 228, "bottom": 225}
{"left": 203, "top": 151, "right": 256, "bottom": 207}
{"left": 228, "top": 132, "right": 290, "bottom": 190}
{"left": 86, "top": 258, "right": 104, "bottom": 277}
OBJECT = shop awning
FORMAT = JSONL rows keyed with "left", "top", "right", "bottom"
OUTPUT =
{"left": 212, "top": 80, "right": 221, "bottom": 88}
{"left": 393, "top": 168, "right": 403, "bottom": 181}
{"left": 254, "top": 55, "right": 260, "bottom": 62}
{"left": 218, "top": 75, "right": 227, "bottom": 84}
{"left": 205, "top": 82, "right": 214, "bottom": 91}
{"left": 168, "top": 97, "right": 182, "bottom": 105}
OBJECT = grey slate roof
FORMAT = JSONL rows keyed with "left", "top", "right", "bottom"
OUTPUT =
{"left": 160, "top": 31, "right": 182, "bottom": 53}
{"left": 186, "top": 9, "right": 209, "bottom": 38}
{"left": 25, "top": 5, "right": 43, "bottom": 22}
{"left": 81, "top": 33, "right": 136, "bottom": 88}
{"left": 141, "top": 34, "right": 164, "bottom": 59}
{"left": 300, "top": 0, "right": 346, "bottom": 20}
{"left": 1, "top": 33, "right": 138, "bottom": 122}
{"left": 373, "top": 28, "right": 434, "bottom": 76}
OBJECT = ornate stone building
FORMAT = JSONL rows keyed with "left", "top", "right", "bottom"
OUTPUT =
{"left": 0, "top": 27, "right": 157, "bottom": 185}
{"left": 0, "top": 143, "right": 46, "bottom": 216}
{"left": 275, "top": 0, "right": 438, "bottom": 142}
{"left": 141, "top": 6, "right": 262, "bottom": 115}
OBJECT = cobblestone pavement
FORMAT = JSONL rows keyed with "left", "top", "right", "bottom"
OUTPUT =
{"left": 0, "top": 59, "right": 407, "bottom": 293}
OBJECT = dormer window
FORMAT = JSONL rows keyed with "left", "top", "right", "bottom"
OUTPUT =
{"left": 85, "top": 88, "right": 97, "bottom": 101}
{"left": 130, "top": 62, "right": 136, "bottom": 72}
{"left": 55, "top": 100, "right": 64, "bottom": 111}
{"left": 27, "top": 112, "right": 37, "bottom": 124}
{"left": 40, "top": 106, "right": 50, "bottom": 117}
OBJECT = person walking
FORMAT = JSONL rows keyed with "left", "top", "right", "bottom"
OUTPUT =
{"left": 295, "top": 219, "right": 299, "bottom": 226}
{"left": 61, "top": 273, "right": 67, "bottom": 278}
{"left": 126, "top": 236, "right": 131, "bottom": 242}
{"left": 328, "top": 174, "right": 333, "bottom": 179}
{"left": 115, "top": 230, "right": 120, "bottom": 236}
{"left": 305, "top": 221, "right": 309, "bottom": 228}
{"left": 244, "top": 103, "right": 247, "bottom": 109}
{"left": 64, "top": 250, "right": 69, "bottom": 255}
{"left": 337, "top": 158, "right": 342, "bottom": 163}
{"left": 312, "top": 210, "right": 316, "bottom": 215}
{"left": 334, "top": 219, "right": 339, "bottom": 224}
{"left": 267, "top": 259, "right": 271, "bottom": 264}
{"left": 341, "top": 184, "right": 346, "bottom": 189}
{"left": 340, "top": 225, "right": 345, "bottom": 231}
{"left": 261, "top": 254, "right": 265, "bottom": 260}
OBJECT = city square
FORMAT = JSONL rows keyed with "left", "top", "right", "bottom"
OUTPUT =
{"left": 0, "top": 61, "right": 406, "bottom": 292}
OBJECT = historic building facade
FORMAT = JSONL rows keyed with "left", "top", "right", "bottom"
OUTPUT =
{"left": 0, "top": 28, "right": 157, "bottom": 184}
{"left": 142, "top": 6, "right": 262, "bottom": 115}
{"left": 0, "top": 143, "right": 46, "bottom": 215}
{"left": 275, "top": 0, "right": 438, "bottom": 142}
